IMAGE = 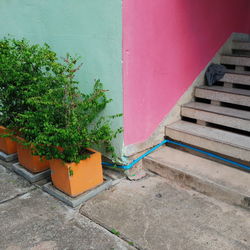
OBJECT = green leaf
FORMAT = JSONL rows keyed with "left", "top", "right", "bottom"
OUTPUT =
{"left": 110, "top": 229, "right": 120, "bottom": 236}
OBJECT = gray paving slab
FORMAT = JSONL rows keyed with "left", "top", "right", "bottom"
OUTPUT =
{"left": 0, "top": 165, "right": 33, "bottom": 203}
{"left": 42, "top": 177, "right": 113, "bottom": 207}
{"left": 0, "top": 151, "right": 17, "bottom": 162}
{"left": 0, "top": 158, "right": 16, "bottom": 171}
{"left": 80, "top": 176, "right": 250, "bottom": 250}
{"left": 0, "top": 188, "right": 135, "bottom": 250}
{"left": 13, "top": 162, "right": 51, "bottom": 183}
{"left": 103, "top": 167, "right": 126, "bottom": 185}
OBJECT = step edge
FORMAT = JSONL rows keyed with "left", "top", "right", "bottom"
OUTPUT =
{"left": 195, "top": 86, "right": 250, "bottom": 97}
{"left": 232, "top": 40, "right": 250, "bottom": 44}
{"left": 221, "top": 54, "right": 250, "bottom": 59}
{"left": 143, "top": 157, "right": 250, "bottom": 209}
{"left": 221, "top": 73, "right": 250, "bottom": 84}
{"left": 181, "top": 105, "right": 250, "bottom": 121}
{"left": 226, "top": 69, "right": 250, "bottom": 75}
{"left": 165, "top": 122, "right": 250, "bottom": 151}
{"left": 223, "top": 72, "right": 250, "bottom": 77}
{"left": 145, "top": 155, "right": 250, "bottom": 196}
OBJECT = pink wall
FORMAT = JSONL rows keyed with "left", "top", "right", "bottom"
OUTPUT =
{"left": 123, "top": 0, "right": 250, "bottom": 145}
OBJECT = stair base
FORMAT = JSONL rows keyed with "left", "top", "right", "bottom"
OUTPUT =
{"left": 143, "top": 147, "right": 250, "bottom": 210}
{"left": 165, "top": 138, "right": 250, "bottom": 173}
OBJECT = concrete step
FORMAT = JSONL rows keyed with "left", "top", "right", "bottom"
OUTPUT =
{"left": 165, "top": 120, "right": 250, "bottom": 162}
{"left": 182, "top": 102, "right": 250, "bottom": 132}
{"left": 221, "top": 55, "right": 250, "bottom": 67}
{"left": 221, "top": 72, "right": 250, "bottom": 85}
{"left": 195, "top": 86, "right": 250, "bottom": 106}
{"left": 232, "top": 40, "right": 250, "bottom": 51}
{"left": 226, "top": 69, "right": 250, "bottom": 75}
{"left": 143, "top": 146, "right": 250, "bottom": 209}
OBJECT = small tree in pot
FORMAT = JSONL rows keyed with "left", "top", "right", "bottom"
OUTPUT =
{"left": 18, "top": 55, "right": 122, "bottom": 196}
{"left": 0, "top": 38, "right": 65, "bottom": 157}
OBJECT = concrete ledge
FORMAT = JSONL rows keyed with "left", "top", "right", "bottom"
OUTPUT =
{"left": 42, "top": 177, "right": 113, "bottom": 208}
{"left": 0, "top": 151, "right": 17, "bottom": 162}
{"left": 13, "top": 162, "right": 51, "bottom": 183}
{"left": 144, "top": 147, "right": 250, "bottom": 210}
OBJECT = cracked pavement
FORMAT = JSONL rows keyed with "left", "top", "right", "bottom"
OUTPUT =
{"left": 80, "top": 175, "right": 250, "bottom": 250}
{"left": 0, "top": 164, "right": 135, "bottom": 250}
{"left": 0, "top": 162, "right": 249, "bottom": 250}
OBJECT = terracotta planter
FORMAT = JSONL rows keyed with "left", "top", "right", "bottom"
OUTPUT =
{"left": 49, "top": 148, "right": 103, "bottom": 197}
{"left": 17, "top": 139, "right": 50, "bottom": 173}
{"left": 0, "top": 126, "right": 17, "bottom": 155}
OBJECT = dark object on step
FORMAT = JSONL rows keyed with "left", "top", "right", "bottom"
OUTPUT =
{"left": 205, "top": 63, "right": 226, "bottom": 86}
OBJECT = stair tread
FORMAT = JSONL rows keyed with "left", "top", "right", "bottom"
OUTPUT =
{"left": 222, "top": 54, "right": 250, "bottom": 58}
{"left": 166, "top": 120, "right": 250, "bottom": 150}
{"left": 224, "top": 70, "right": 250, "bottom": 76}
{"left": 233, "top": 40, "right": 250, "bottom": 44}
{"left": 225, "top": 69, "right": 250, "bottom": 75}
{"left": 197, "top": 85, "right": 250, "bottom": 97}
{"left": 232, "top": 40, "right": 250, "bottom": 50}
{"left": 221, "top": 72, "right": 250, "bottom": 85}
{"left": 221, "top": 55, "right": 250, "bottom": 67}
{"left": 183, "top": 102, "right": 250, "bottom": 120}
{"left": 145, "top": 146, "right": 250, "bottom": 197}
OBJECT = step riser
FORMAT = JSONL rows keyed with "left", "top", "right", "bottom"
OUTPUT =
{"left": 221, "top": 56, "right": 250, "bottom": 67}
{"left": 165, "top": 127, "right": 250, "bottom": 162}
{"left": 195, "top": 88, "right": 250, "bottom": 106}
{"left": 232, "top": 42, "right": 250, "bottom": 51}
{"left": 143, "top": 157, "right": 250, "bottom": 210}
{"left": 181, "top": 107, "right": 250, "bottom": 132}
{"left": 221, "top": 73, "right": 250, "bottom": 85}
{"left": 183, "top": 102, "right": 250, "bottom": 120}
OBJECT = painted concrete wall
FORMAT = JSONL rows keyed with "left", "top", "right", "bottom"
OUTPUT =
{"left": 123, "top": 0, "right": 250, "bottom": 146}
{"left": 0, "top": 0, "right": 123, "bottom": 157}
{"left": 1, "top": 0, "right": 250, "bottom": 159}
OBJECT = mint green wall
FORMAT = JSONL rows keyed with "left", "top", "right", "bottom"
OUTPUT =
{"left": 0, "top": 0, "right": 123, "bottom": 157}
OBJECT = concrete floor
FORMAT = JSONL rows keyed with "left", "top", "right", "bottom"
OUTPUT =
{"left": 0, "top": 163, "right": 249, "bottom": 250}
{"left": 80, "top": 174, "right": 250, "bottom": 250}
{"left": 0, "top": 165, "right": 134, "bottom": 250}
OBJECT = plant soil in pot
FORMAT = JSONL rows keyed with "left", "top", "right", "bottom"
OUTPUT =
{"left": 49, "top": 148, "right": 103, "bottom": 197}
{"left": 0, "top": 126, "right": 17, "bottom": 155}
{"left": 16, "top": 138, "right": 50, "bottom": 173}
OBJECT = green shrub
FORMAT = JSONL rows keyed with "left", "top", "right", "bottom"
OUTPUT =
{"left": 17, "top": 54, "right": 122, "bottom": 163}
{"left": 0, "top": 37, "right": 65, "bottom": 130}
{"left": 0, "top": 37, "right": 122, "bottom": 163}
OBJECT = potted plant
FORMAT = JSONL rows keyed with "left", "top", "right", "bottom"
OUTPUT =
{"left": 20, "top": 55, "right": 122, "bottom": 196}
{"left": 0, "top": 37, "right": 66, "bottom": 170}
{"left": 0, "top": 38, "right": 18, "bottom": 154}
{"left": 0, "top": 127, "right": 17, "bottom": 155}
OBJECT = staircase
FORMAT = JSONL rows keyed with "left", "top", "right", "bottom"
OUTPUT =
{"left": 144, "top": 40, "right": 250, "bottom": 209}
{"left": 166, "top": 40, "right": 250, "bottom": 166}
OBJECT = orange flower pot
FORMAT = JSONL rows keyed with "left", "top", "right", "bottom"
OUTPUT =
{"left": 0, "top": 126, "right": 17, "bottom": 155}
{"left": 49, "top": 149, "right": 103, "bottom": 197}
{"left": 17, "top": 140, "right": 50, "bottom": 173}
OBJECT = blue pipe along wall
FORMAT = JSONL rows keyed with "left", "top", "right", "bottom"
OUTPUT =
{"left": 102, "top": 139, "right": 250, "bottom": 172}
